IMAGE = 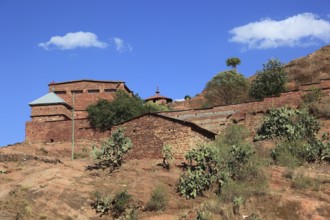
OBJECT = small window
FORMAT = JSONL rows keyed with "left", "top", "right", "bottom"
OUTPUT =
{"left": 54, "top": 91, "right": 66, "bottom": 94}
{"left": 104, "top": 88, "right": 117, "bottom": 93}
{"left": 88, "top": 89, "right": 100, "bottom": 93}
{"left": 71, "top": 90, "right": 83, "bottom": 94}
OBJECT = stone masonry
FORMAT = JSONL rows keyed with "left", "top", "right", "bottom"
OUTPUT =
{"left": 113, "top": 113, "right": 216, "bottom": 159}
{"left": 25, "top": 78, "right": 330, "bottom": 160}
{"left": 26, "top": 80, "right": 132, "bottom": 143}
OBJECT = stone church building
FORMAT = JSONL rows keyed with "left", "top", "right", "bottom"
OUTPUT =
{"left": 26, "top": 79, "right": 133, "bottom": 143}
{"left": 26, "top": 79, "right": 215, "bottom": 159}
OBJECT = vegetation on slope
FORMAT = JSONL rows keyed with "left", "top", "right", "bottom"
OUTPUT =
{"left": 177, "top": 125, "right": 267, "bottom": 201}
{"left": 90, "top": 128, "right": 132, "bottom": 172}
{"left": 249, "top": 58, "right": 287, "bottom": 100}
{"left": 256, "top": 107, "right": 330, "bottom": 163}
{"left": 204, "top": 57, "right": 287, "bottom": 107}
{"left": 205, "top": 70, "right": 248, "bottom": 105}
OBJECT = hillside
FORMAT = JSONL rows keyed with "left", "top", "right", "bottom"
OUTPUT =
{"left": 0, "top": 142, "right": 329, "bottom": 220}
{"left": 285, "top": 44, "right": 330, "bottom": 88}
{"left": 1, "top": 46, "right": 330, "bottom": 219}
{"left": 170, "top": 44, "right": 330, "bottom": 109}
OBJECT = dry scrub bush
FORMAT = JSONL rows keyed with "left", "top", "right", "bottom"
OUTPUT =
{"left": 145, "top": 186, "right": 168, "bottom": 211}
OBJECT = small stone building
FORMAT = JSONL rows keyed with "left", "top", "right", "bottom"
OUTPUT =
{"left": 145, "top": 88, "right": 172, "bottom": 104}
{"left": 113, "top": 113, "right": 216, "bottom": 159}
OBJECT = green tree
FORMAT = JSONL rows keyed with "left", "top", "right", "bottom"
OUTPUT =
{"left": 86, "top": 99, "right": 114, "bottom": 131}
{"left": 87, "top": 90, "right": 170, "bottom": 131}
{"left": 249, "top": 59, "right": 287, "bottom": 100}
{"left": 184, "top": 95, "right": 191, "bottom": 100}
{"left": 226, "top": 57, "right": 241, "bottom": 72}
{"left": 143, "top": 101, "right": 170, "bottom": 113}
{"left": 87, "top": 90, "right": 144, "bottom": 131}
{"left": 109, "top": 90, "right": 145, "bottom": 125}
{"left": 205, "top": 70, "right": 248, "bottom": 105}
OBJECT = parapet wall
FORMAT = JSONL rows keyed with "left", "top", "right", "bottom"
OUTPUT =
{"left": 50, "top": 81, "right": 129, "bottom": 111}
{"left": 161, "top": 78, "right": 330, "bottom": 134}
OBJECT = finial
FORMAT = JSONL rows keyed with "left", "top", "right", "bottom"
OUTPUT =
{"left": 156, "top": 86, "right": 160, "bottom": 95}
{"left": 50, "top": 80, "right": 55, "bottom": 92}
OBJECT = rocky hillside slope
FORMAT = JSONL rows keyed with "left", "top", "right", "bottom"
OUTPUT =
{"left": 286, "top": 44, "right": 330, "bottom": 88}
{"left": 170, "top": 44, "right": 330, "bottom": 109}
{"left": 0, "top": 143, "right": 329, "bottom": 219}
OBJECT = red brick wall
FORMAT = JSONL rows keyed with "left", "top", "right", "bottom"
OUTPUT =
{"left": 161, "top": 90, "right": 305, "bottom": 134}
{"left": 49, "top": 81, "right": 130, "bottom": 111}
{"left": 112, "top": 114, "right": 214, "bottom": 159}
{"left": 31, "top": 104, "right": 72, "bottom": 121}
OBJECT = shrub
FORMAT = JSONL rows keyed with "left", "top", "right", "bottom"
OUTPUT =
{"left": 232, "top": 196, "right": 244, "bottom": 215}
{"left": 258, "top": 107, "right": 330, "bottom": 164}
{"left": 177, "top": 125, "right": 267, "bottom": 199}
{"left": 196, "top": 208, "right": 213, "bottom": 220}
{"left": 38, "top": 147, "right": 48, "bottom": 156}
{"left": 177, "top": 168, "right": 213, "bottom": 199}
{"left": 91, "top": 128, "right": 132, "bottom": 172}
{"left": 91, "top": 192, "right": 112, "bottom": 215}
{"left": 227, "top": 143, "right": 254, "bottom": 180}
{"left": 220, "top": 124, "right": 249, "bottom": 146}
{"left": 162, "top": 145, "right": 173, "bottom": 170}
{"left": 282, "top": 168, "right": 294, "bottom": 180}
{"left": 255, "top": 107, "right": 320, "bottom": 142}
{"left": 291, "top": 172, "right": 314, "bottom": 190}
{"left": 205, "top": 70, "right": 248, "bottom": 105}
{"left": 271, "top": 141, "right": 304, "bottom": 167}
{"left": 249, "top": 59, "right": 287, "bottom": 100}
{"left": 92, "top": 190, "right": 137, "bottom": 219}
{"left": 111, "top": 190, "right": 132, "bottom": 218}
{"left": 302, "top": 87, "right": 322, "bottom": 105}
{"left": 270, "top": 133, "right": 330, "bottom": 164}
{"left": 219, "top": 173, "right": 268, "bottom": 203}
{"left": 145, "top": 186, "right": 168, "bottom": 211}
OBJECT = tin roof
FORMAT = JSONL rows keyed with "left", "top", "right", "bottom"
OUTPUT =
{"left": 29, "top": 92, "right": 68, "bottom": 106}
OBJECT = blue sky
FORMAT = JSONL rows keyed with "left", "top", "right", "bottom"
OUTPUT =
{"left": 1, "top": 0, "right": 330, "bottom": 146}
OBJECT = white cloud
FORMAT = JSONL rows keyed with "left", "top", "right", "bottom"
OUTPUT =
{"left": 229, "top": 13, "right": 330, "bottom": 50}
{"left": 113, "top": 37, "right": 133, "bottom": 53}
{"left": 39, "top": 31, "right": 107, "bottom": 50}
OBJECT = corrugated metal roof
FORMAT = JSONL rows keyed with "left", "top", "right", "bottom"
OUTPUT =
{"left": 29, "top": 92, "right": 68, "bottom": 106}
